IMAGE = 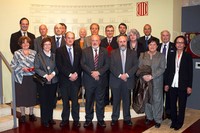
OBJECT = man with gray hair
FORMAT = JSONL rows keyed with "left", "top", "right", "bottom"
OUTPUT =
{"left": 157, "top": 30, "right": 175, "bottom": 119}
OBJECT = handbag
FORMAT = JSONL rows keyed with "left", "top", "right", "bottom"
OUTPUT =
{"left": 33, "top": 73, "right": 47, "bottom": 86}
{"left": 33, "top": 54, "right": 49, "bottom": 86}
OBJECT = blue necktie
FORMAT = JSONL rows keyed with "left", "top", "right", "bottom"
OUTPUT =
{"left": 56, "top": 37, "right": 60, "bottom": 48}
{"left": 145, "top": 36, "right": 148, "bottom": 49}
{"left": 68, "top": 48, "right": 73, "bottom": 65}
{"left": 162, "top": 44, "right": 166, "bottom": 56}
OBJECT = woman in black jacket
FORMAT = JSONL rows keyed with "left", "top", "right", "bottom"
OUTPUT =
{"left": 164, "top": 36, "right": 193, "bottom": 130}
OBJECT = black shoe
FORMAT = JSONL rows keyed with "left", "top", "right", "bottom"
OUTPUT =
{"left": 42, "top": 122, "right": 50, "bottom": 128}
{"left": 170, "top": 124, "right": 176, "bottom": 129}
{"left": 98, "top": 120, "right": 106, "bottom": 127}
{"left": 29, "top": 114, "right": 37, "bottom": 121}
{"left": 49, "top": 120, "right": 56, "bottom": 125}
{"left": 155, "top": 123, "right": 161, "bottom": 128}
{"left": 59, "top": 120, "right": 69, "bottom": 127}
{"left": 73, "top": 121, "right": 81, "bottom": 127}
{"left": 19, "top": 115, "right": 26, "bottom": 123}
{"left": 84, "top": 121, "right": 92, "bottom": 127}
{"left": 145, "top": 119, "right": 151, "bottom": 125}
{"left": 124, "top": 120, "right": 132, "bottom": 126}
{"left": 174, "top": 125, "right": 182, "bottom": 131}
{"left": 111, "top": 120, "right": 117, "bottom": 126}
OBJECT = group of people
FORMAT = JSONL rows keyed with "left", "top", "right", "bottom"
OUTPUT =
{"left": 10, "top": 17, "right": 193, "bottom": 130}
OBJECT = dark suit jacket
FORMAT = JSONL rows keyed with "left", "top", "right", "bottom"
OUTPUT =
{"left": 81, "top": 47, "right": 109, "bottom": 88}
{"left": 100, "top": 36, "right": 118, "bottom": 49}
{"left": 138, "top": 35, "right": 160, "bottom": 51}
{"left": 157, "top": 42, "right": 175, "bottom": 59}
{"left": 127, "top": 41, "right": 145, "bottom": 58}
{"left": 165, "top": 51, "right": 193, "bottom": 89}
{"left": 51, "top": 36, "right": 66, "bottom": 53}
{"left": 10, "top": 31, "right": 35, "bottom": 54}
{"left": 109, "top": 48, "right": 138, "bottom": 89}
{"left": 56, "top": 45, "right": 82, "bottom": 87}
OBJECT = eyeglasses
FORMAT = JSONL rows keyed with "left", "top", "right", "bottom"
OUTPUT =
{"left": 176, "top": 42, "right": 184, "bottom": 44}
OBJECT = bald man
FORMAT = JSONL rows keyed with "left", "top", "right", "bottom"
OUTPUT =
{"left": 81, "top": 35, "right": 109, "bottom": 127}
{"left": 34, "top": 24, "right": 50, "bottom": 53}
{"left": 138, "top": 24, "right": 159, "bottom": 51}
{"left": 51, "top": 23, "right": 66, "bottom": 53}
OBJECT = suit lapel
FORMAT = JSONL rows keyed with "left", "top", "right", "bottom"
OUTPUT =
{"left": 117, "top": 49, "right": 123, "bottom": 73}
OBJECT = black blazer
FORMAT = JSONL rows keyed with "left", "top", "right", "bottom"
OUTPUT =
{"left": 74, "top": 38, "right": 81, "bottom": 49}
{"left": 100, "top": 36, "right": 118, "bottom": 49}
{"left": 81, "top": 47, "right": 109, "bottom": 88}
{"left": 127, "top": 41, "right": 145, "bottom": 58}
{"left": 10, "top": 31, "right": 35, "bottom": 54}
{"left": 157, "top": 42, "right": 176, "bottom": 58}
{"left": 51, "top": 36, "right": 66, "bottom": 53}
{"left": 138, "top": 35, "right": 160, "bottom": 51}
{"left": 56, "top": 45, "right": 82, "bottom": 87}
{"left": 109, "top": 48, "right": 138, "bottom": 89}
{"left": 165, "top": 52, "right": 193, "bottom": 89}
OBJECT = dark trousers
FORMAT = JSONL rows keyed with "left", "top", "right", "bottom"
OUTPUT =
{"left": 170, "top": 87, "right": 187, "bottom": 127}
{"left": 111, "top": 82, "right": 131, "bottom": 121}
{"left": 60, "top": 82, "right": 80, "bottom": 121}
{"left": 85, "top": 82, "right": 105, "bottom": 121}
{"left": 164, "top": 90, "right": 171, "bottom": 115}
{"left": 38, "top": 83, "right": 57, "bottom": 123}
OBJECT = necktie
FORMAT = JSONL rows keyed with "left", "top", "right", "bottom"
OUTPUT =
{"left": 94, "top": 49, "right": 98, "bottom": 70}
{"left": 23, "top": 32, "right": 26, "bottom": 36}
{"left": 56, "top": 37, "right": 60, "bottom": 48}
{"left": 68, "top": 47, "right": 73, "bottom": 65}
{"left": 121, "top": 50, "right": 125, "bottom": 73}
{"left": 145, "top": 36, "right": 148, "bottom": 49}
{"left": 162, "top": 44, "right": 167, "bottom": 56}
{"left": 108, "top": 39, "right": 111, "bottom": 44}
{"left": 107, "top": 39, "right": 113, "bottom": 57}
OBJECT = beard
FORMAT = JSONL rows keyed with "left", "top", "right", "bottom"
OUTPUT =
{"left": 92, "top": 45, "right": 99, "bottom": 49}
{"left": 119, "top": 45, "right": 127, "bottom": 51}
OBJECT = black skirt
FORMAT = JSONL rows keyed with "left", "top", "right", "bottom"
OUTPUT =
{"left": 15, "top": 75, "right": 37, "bottom": 107}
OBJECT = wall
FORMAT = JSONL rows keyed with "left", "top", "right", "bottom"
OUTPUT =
{"left": 0, "top": 0, "right": 182, "bottom": 102}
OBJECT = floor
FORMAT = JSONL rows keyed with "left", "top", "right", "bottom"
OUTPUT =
{"left": 2, "top": 108, "right": 200, "bottom": 133}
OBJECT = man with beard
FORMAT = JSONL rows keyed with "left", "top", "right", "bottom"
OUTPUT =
{"left": 81, "top": 35, "right": 109, "bottom": 128}
{"left": 109, "top": 35, "right": 138, "bottom": 126}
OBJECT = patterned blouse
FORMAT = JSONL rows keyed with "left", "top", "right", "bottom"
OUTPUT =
{"left": 10, "top": 49, "right": 36, "bottom": 84}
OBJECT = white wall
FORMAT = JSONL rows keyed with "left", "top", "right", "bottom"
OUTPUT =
{"left": 0, "top": 0, "right": 182, "bottom": 102}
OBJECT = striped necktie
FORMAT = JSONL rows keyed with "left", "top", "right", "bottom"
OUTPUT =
{"left": 94, "top": 49, "right": 98, "bottom": 70}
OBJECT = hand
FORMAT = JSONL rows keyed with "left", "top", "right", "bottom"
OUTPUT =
{"left": 164, "top": 85, "right": 169, "bottom": 92}
{"left": 120, "top": 74, "right": 128, "bottom": 82}
{"left": 143, "top": 75, "right": 152, "bottom": 82}
{"left": 69, "top": 72, "right": 78, "bottom": 81}
{"left": 91, "top": 71, "right": 100, "bottom": 80}
{"left": 22, "top": 67, "right": 30, "bottom": 72}
{"left": 187, "top": 87, "right": 192, "bottom": 94}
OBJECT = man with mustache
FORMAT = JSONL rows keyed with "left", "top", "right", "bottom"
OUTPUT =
{"left": 81, "top": 35, "right": 109, "bottom": 128}
{"left": 109, "top": 35, "right": 138, "bottom": 126}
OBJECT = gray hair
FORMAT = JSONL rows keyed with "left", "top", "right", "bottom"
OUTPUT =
{"left": 127, "top": 28, "right": 140, "bottom": 40}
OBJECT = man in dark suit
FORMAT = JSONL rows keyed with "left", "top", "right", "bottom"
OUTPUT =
{"left": 52, "top": 23, "right": 66, "bottom": 101}
{"left": 81, "top": 35, "right": 109, "bottom": 127}
{"left": 51, "top": 23, "right": 66, "bottom": 53}
{"left": 157, "top": 30, "right": 175, "bottom": 119}
{"left": 56, "top": 31, "right": 82, "bottom": 127}
{"left": 138, "top": 24, "right": 159, "bottom": 51}
{"left": 110, "top": 35, "right": 138, "bottom": 126}
{"left": 34, "top": 24, "right": 50, "bottom": 53}
{"left": 10, "top": 17, "right": 35, "bottom": 54}
{"left": 100, "top": 25, "right": 118, "bottom": 106}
